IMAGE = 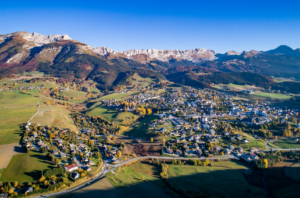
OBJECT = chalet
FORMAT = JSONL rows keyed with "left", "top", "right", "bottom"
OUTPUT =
{"left": 184, "top": 146, "right": 190, "bottom": 151}
{"left": 214, "top": 147, "right": 220, "bottom": 153}
{"left": 225, "top": 149, "right": 231, "bottom": 154}
{"left": 175, "top": 149, "right": 182, "bottom": 155}
{"left": 87, "top": 161, "right": 95, "bottom": 166}
{"left": 165, "top": 148, "right": 174, "bottom": 154}
{"left": 198, "top": 142, "right": 206, "bottom": 149}
{"left": 193, "top": 143, "right": 199, "bottom": 149}
{"left": 65, "top": 164, "right": 79, "bottom": 172}
{"left": 24, "top": 187, "right": 33, "bottom": 194}
{"left": 236, "top": 134, "right": 242, "bottom": 140}
{"left": 242, "top": 139, "right": 251, "bottom": 143}
{"left": 250, "top": 148, "right": 259, "bottom": 153}
{"left": 196, "top": 149, "right": 202, "bottom": 156}
{"left": 223, "top": 132, "right": 229, "bottom": 136}
{"left": 209, "top": 129, "right": 215, "bottom": 135}
{"left": 33, "top": 132, "right": 38, "bottom": 137}
{"left": 72, "top": 172, "right": 80, "bottom": 179}
{"left": 83, "top": 166, "right": 92, "bottom": 171}
{"left": 168, "top": 142, "right": 175, "bottom": 147}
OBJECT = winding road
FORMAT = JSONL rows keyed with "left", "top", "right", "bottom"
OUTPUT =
{"left": 33, "top": 136, "right": 300, "bottom": 198}
{"left": 264, "top": 137, "right": 300, "bottom": 151}
{"left": 34, "top": 154, "right": 236, "bottom": 198}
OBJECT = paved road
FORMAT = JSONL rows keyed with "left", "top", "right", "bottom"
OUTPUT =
{"left": 34, "top": 139, "right": 300, "bottom": 198}
{"left": 264, "top": 137, "right": 300, "bottom": 151}
{"left": 34, "top": 154, "right": 236, "bottom": 198}
{"left": 34, "top": 162, "right": 111, "bottom": 198}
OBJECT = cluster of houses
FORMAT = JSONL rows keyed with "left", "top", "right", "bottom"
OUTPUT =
{"left": 100, "top": 144, "right": 120, "bottom": 164}
{"left": 23, "top": 123, "right": 97, "bottom": 180}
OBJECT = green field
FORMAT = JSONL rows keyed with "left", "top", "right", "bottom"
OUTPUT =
{"left": 86, "top": 106, "right": 136, "bottom": 124}
{"left": 236, "top": 131, "right": 268, "bottom": 150}
{"left": 90, "top": 87, "right": 101, "bottom": 94}
{"left": 123, "top": 115, "right": 159, "bottom": 138}
{"left": 14, "top": 81, "right": 59, "bottom": 89}
{"left": 98, "top": 91, "right": 140, "bottom": 101}
{"left": 1, "top": 152, "right": 54, "bottom": 183}
{"left": 105, "top": 161, "right": 266, "bottom": 198}
{"left": 31, "top": 104, "right": 78, "bottom": 131}
{"left": 167, "top": 161, "right": 266, "bottom": 198}
{"left": 127, "top": 73, "right": 154, "bottom": 88}
{"left": 252, "top": 92, "right": 291, "bottom": 99}
{"left": 0, "top": 91, "right": 40, "bottom": 145}
{"left": 53, "top": 176, "right": 171, "bottom": 198}
{"left": 106, "top": 163, "right": 161, "bottom": 188}
{"left": 59, "top": 90, "right": 87, "bottom": 98}
{"left": 273, "top": 138, "right": 300, "bottom": 149}
{"left": 22, "top": 71, "right": 45, "bottom": 77}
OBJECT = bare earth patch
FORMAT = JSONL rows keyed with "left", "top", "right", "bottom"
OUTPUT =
{"left": 0, "top": 143, "right": 25, "bottom": 169}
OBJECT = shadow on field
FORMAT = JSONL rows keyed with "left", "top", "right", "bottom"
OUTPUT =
{"left": 23, "top": 170, "right": 42, "bottom": 181}
{"left": 86, "top": 102, "right": 96, "bottom": 109}
{"left": 51, "top": 160, "right": 300, "bottom": 198}
{"left": 13, "top": 145, "right": 26, "bottom": 153}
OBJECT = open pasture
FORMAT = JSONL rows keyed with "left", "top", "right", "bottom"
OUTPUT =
{"left": 0, "top": 91, "right": 40, "bottom": 145}
{"left": 0, "top": 143, "right": 25, "bottom": 169}
{"left": 86, "top": 106, "right": 136, "bottom": 124}
{"left": 1, "top": 152, "right": 54, "bottom": 183}
{"left": 31, "top": 104, "right": 78, "bottom": 131}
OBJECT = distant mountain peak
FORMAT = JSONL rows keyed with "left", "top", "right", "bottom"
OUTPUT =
{"left": 0, "top": 31, "right": 72, "bottom": 47}
{"left": 89, "top": 47, "right": 217, "bottom": 63}
{"left": 266, "top": 45, "right": 300, "bottom": 57}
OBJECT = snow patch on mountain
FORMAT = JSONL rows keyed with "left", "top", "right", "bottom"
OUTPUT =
{"left": 1, "top": 32, "right": 72, "bottom": 47}
{"left": 90, "top": 47, "right": 216, "bottom": 63}
{"left": 22, "top": 32, "right": 72, "bottom": 46}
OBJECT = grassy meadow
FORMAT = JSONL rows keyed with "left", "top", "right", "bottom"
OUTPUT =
{"left": 98, "top": 91, "right": 140, "bottom": 101}
{"left": 127, "top": 73, "right": 154, "bottom": 88}
{"left": 252, "top": 92, "right": 291, "bottom": 99}
{"left": 105, "top": 161, "right": 266, "bottom": 198}
{"left": 14, "top": 81, "right": 59, "bottom": 89}
{"left": 52, "top": 176, "right": 171, "bottom": 198}
{"left": 1, "top": 152, "right": 54, "bottom": 183}
{"left": 167, "top": 161, "right": 266, "bottom": 198}
{"left": 123, "top": 115, "right": 159, "bottom": 138}
{"left": 273, "top": 138, "right": 300, "bottom": 149}
{"left": 59, "top": 90, "right": 87, "bottom": 98}
{"left": 86, "top": 106, "right": 137, "bottom": 124}
{"left": 30, "top": 104, "right": 78, "bottom": 131}
{"left": 0, "top": 91, "right": 40, "bottom": 145}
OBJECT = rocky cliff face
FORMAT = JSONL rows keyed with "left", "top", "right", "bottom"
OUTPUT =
{"left": 0, "top": 31, "right": 72, "bottom": 48}
{"left": 0, "top": 31, "right": 218, "bottom": 63}
{"left": 90, "top": 47, "right": 217, "bottom": 63}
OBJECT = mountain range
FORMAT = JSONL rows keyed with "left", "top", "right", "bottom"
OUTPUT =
{"left": 1, "top": 31, "right": 300, "bottom": 92}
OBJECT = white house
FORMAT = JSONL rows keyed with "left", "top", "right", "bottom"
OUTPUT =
{"left": 64, "top": 164, "right": 79, "bottom": 172}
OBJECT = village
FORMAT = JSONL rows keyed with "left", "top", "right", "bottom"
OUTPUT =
{"left": 100, "top": 85, "right": 300, "bottom": 164}
{"left": 1, "top": 76, "right": 300, "bottom": 197}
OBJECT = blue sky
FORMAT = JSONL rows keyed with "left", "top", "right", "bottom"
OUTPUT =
{"left": 1, "top": 0, "right": 300, "bottom": 53}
